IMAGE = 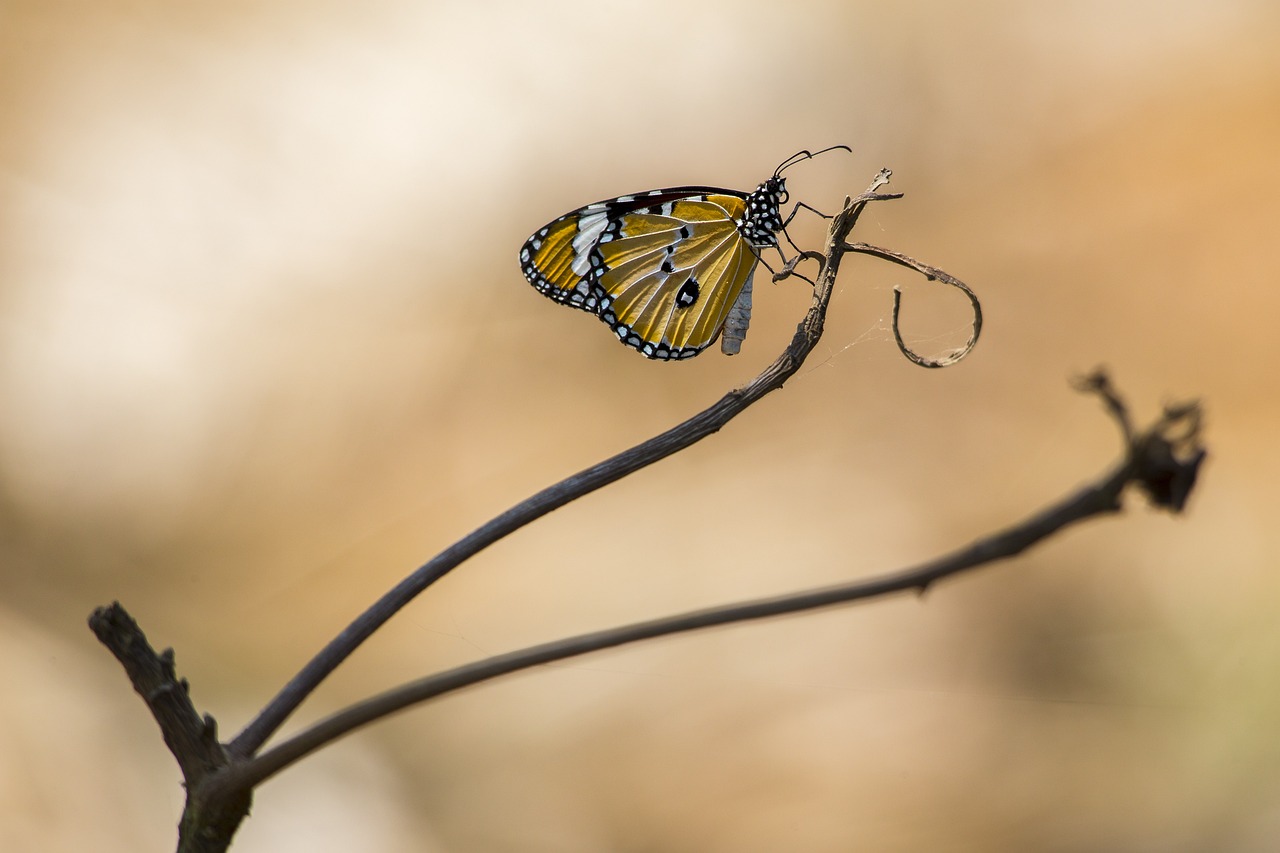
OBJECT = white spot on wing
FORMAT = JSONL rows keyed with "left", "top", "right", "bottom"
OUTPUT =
{"left": 571, "top": 211, "right": 610, "bottom": 276}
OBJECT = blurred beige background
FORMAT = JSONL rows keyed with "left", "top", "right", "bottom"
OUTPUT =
{"left": 3, "top": 1, "right": 1278, "bottom": 850}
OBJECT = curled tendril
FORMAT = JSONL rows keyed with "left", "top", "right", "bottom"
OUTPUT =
{"left": 842, "top": 241, "right": 983, "bottom": 369}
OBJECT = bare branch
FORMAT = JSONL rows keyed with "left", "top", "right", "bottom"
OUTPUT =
{"left": 205, "top": 372, "right": 1205, "bottom": 795}
{"left": 88, "top": 160, "right": 1211, "bottom": 853}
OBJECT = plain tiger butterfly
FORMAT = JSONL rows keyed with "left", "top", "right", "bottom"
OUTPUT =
{"left": 519, "top": 146, "right": 850, "bottom": 360}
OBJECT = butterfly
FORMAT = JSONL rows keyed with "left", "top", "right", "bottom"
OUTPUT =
{"left": 519, "top": 146, "right": 850, "bottom": 360}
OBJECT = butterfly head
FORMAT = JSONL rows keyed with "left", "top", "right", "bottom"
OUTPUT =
{"left": 740, "top": 145, "right": 852, "bottom": 250}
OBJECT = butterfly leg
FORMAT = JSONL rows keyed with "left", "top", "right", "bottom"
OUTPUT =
{"left": 779, "top": 201, "right": 837, "bottom": 257}
{"left": 765, "top": 245, "right": 823, "bottom": 287}
{"left": 781, "top": 200, "right": 835, "bottom": 229}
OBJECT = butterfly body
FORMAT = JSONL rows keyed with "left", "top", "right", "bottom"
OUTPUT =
{"left": 519, "top": 147, "right": 848, "bottom": 360}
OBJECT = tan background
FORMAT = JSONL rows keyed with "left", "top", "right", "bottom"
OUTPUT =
{"left": 3, "top": 1, "right": 1278, "bottom": 850}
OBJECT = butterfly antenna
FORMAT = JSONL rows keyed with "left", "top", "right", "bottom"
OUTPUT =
{"left": 773, "top": 144, "right": 852, "bottom": 178}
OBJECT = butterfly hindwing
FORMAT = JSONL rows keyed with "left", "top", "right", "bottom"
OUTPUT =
{"left": 598, "top": 196, "right": 758, "bottom": 359}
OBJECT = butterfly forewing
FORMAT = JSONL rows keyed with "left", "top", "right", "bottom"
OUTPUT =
{"left": 521, "top": 215, "right": 606, "bottom": 311}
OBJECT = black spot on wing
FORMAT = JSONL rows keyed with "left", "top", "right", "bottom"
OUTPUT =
{"left": 676, "top": 277, "right": 700, "bottom": 308}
